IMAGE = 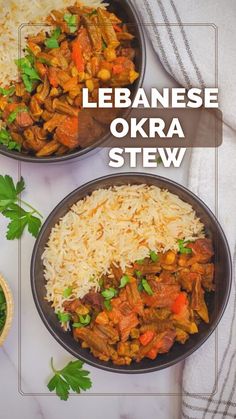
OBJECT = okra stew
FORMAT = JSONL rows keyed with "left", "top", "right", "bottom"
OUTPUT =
{"left": 62, "top": 238, "right": 214, "bottom": 366}
{"left": 0, "top": 3, "right": 140, "bottom": 157}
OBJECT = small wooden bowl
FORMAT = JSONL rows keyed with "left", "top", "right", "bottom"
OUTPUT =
{"left": 0, "top": 275, "right": 14, "bottom": 347}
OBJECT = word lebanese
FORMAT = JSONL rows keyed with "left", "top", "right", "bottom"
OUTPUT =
{"left": 83, "top": 88, "right": 219, "bottom": 109}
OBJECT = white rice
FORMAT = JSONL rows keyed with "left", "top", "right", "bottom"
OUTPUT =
{"left": 42, "top": 185, "right": 205, "bottom": 314}
{"left": 0, "top": 0, "right": 107, "bottom": 85}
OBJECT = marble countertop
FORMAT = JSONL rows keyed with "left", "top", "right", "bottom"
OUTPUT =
{"left": 0, "top": 34, "right": 190, "bottom": 419}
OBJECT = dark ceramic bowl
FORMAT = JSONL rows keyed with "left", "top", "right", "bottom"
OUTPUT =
{"left": 31, "top": 173, "right": 232, "bottom": 373}
{"left": 0, "top": 0, "right": 146, "bottom": 163}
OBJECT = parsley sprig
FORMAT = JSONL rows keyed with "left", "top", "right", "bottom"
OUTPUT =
{"left": 47, "top": 358, "right": 92, "bottom": 401}
{"left": 0, "top": 175, "right": 42, "bottom": 240}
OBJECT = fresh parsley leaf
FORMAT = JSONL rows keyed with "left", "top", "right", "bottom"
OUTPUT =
{"left": 138, "top": 282, "right": 144, "bottom": 293}
{"left": 141, "top": 279, "right": 154, "bottom": 296}
{"left": 3, "top": 203, "right": 27, "bottom": 219}
{"left": 72, "top": 314, "right": 91, "bottom": 328}
{"left": 64, "top": 14, "right": 77, "bottom": 33}
{"left": 104, "top": 300, "right": 112, "bottom": 311}
{"left": 45, "top": 38, "right": 59, "bottom": 49}
{"left": 8, "top": 106, "right": 28, "bottom": 124}
{"left": 25, "top": 48, "right": 36, "bottom": 65}
{"left": 178, "top": 239, "right": 192, "bottom": 254}
{"left": 22, "top": 74, "right": 33, "bottom": 93}
{"left": 16, "top": 177, "right": 25, "bottom": 195}
{"left": 136, "top": 258, "right": 145, "bottom": 265}
{"left": 150, "top": 250, "right": 159, "bottom": 262}
{"left": 0, "top": 129, "right": 21, "bottom": 152}
{"left": 0, "top": 175, "right": 42, "bottom": 240}
{"left": 72, "top": 323, "right": 83, "bottom": 328}
{"left": 52, "top": 27, "right": 61, "bottom": 39}
{"left": 79, "top": 314, "right": 91, "bottom": 325}
{"left": 37, "top": 57, "right": 51, "bottom": 66}
{"left": 101, "top": 288, "right": 118, "bottom": 300}
{"left": 45, "top": 27, "right": 61, "bottom": 49}
{"left": 47, "top": 358, "right": 92, "bottom": 401}
{"left": 119, "top": 275, "right": 130, "bottom": 288}
{"left": 27, "top": 214, "right": 42, "bottom": 238}
{"left": 87, "top": 10, "right": 97, "bottom": 17}
{"left": 15, "top": 56, "right": 41, "bottom": 92}
{"left": 0, "top": 175, "right": 18, "bottom": 203}
{"left": 23, "top": 67, "right": 41, "bottom": 81}
{"left": 0, "top": 86, "right": 15, "bottom": 96}
{"left": 57, "top": 311, "right": 71, "bottom": 323}
{"left": 63, "top": 287, "right": 73, "bottom": 298}
{"left": 6, "top": 217, "right": 28, "bottom": 240}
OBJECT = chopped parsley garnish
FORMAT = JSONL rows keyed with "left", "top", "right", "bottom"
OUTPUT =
{"left": 15, "top": 57, "right": 41, "bottom": 92}
{"left": 101, "top": 288, "right": 118, "bottom": 300}
{"left": 45, "top": 27, "right": 61, "bottom": 49}
{"left": 150, "top": 250, "right": 159, "bottom": 262}
{"left": 7, "top": 106, "right": 28, "bottom": 124}
{"left": 0, "top": 129, "right": 21, "bottom": 152}
{"left": 136, "top": 258, "right": 145, "bottom": 265}
{"left": 64, "top": 14, "right": 77, "bottom": 33}
{"left": 104, "top": 300, "right": 112, "bottom": 311}
{"left": 178, "top": 239, "right": 192, "bottom": 254}
{"left": 63, "top": 287, "right": 72, "bottom": 298}
{"left": 141, "top": 279, "right": 154, "bottom": 296}
{"left": 72, "top": 314, "right": 91, "bottom": 328}
{"left": 119, "top": 275, "right": 130, "bottom": 288}
{"left": 87, "top": 10, "right": 97, "bottom": 17}
{"left": 135, "top": 270, "right": 142, "bottom": 278}
{"left": 57, "top": 311, "right": 71, "bottom": 323}
{"left": 0, "top": 86, "right": 15, "bottom": 97}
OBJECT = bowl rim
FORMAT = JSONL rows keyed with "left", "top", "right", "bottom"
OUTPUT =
{"left": 31, "top": 172, "right": 232, "bottom": 373}
{"left": 0, "top": 274, "right": 14, "bottom": 347}
{"left": 0, "top": 0, "right": 147, "bottom": 164}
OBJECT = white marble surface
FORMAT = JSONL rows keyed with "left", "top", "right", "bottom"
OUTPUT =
{"left": 0, "top": 34, "right": 191, "bottom": 419}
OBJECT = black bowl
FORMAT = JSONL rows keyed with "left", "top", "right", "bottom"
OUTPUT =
{"left": 0, "top": 0, "right": 146, "bottom": 163}
{"left": 31, "top": 173, "right": 232, "bottom": 373}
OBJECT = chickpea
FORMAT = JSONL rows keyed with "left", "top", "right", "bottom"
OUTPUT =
{"left": 97, "top": 69, "right": 111, "bottom": 82}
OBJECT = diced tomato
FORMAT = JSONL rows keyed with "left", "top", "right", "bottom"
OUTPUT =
{"left": 146, "top": 347, "right": 159, "bottom": 360}
{"left": 112, "top": 64, "right": 123, "bottom": 75}
{"left": 139, "top": 330, "right": 155, "bottom": 346}
{"left": 171, "top": 292, "right": 187, "bottom": 315}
